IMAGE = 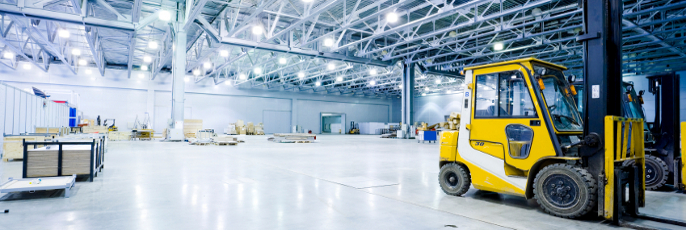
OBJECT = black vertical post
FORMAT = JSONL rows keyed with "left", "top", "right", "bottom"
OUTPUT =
{"left": 90, "top": 140, "right": 95, "bottom": 182}
{"left": 22, "top": 139, "right": 27, "bottom": 178}
{"left": 57, "top": 143, "right": 63, "bottom": 176}
{"left": 579, "top": 0, "right": 624, "bottom": 222}
{"left": 579, "top": 0, "right": 624, "bottom": 173}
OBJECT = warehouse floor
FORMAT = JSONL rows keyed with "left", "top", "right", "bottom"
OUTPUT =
{"left": 0, "top": 135, "right": 685, "bottom": 229}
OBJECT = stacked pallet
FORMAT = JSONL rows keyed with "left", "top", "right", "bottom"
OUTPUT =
{"left": 26, "top": 145, "right": 92, "bottom": 177}
{"left": 184, "top": 119, "right": 203, "bottom": 138}
{"left": 35, "top": 127, "right": 60, "bottom": 134}
{"left": 2, "top": 136, "right": 48, "bottom": 161}
{"left": 82, "top": 125, "right": 109, "bottom": 133}
{"left": 212, "top": 135, "right": 238, "bottom": 145}
{"left": 108, "top": 131, "right": 131, "bottom": 141}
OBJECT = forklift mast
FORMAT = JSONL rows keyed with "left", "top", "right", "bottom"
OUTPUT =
{"left": 647, "top": 73, "right": 681, "bottom": 187}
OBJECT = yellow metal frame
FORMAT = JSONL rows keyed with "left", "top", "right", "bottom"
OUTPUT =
{"left": 681, "top": 122, "right": 686, "bottom": 190}
{"left": 603, "top": 116, "right": 645, "bottom": 220}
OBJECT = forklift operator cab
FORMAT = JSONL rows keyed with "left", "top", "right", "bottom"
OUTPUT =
{"left": 439, "top": 58, "right": 644, "bottom": 219}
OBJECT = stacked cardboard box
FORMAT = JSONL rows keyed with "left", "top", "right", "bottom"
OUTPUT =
{"left": 255, "top": 123, "right": 265, "bottom": 135}
{"left": 108, "top": 131, "right": 131, "bottom": 141}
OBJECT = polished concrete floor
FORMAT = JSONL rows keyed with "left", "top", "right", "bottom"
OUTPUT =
{"left": 1, "top": 135, "right": 685, "bottom": 229}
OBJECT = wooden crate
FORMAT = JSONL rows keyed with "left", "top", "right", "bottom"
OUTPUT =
{"left": 82, "top": 126, "right": 109, "bottom": 134}
{"left": 184, "top": 119, "right": 202, "bottom": 138}
{"left": 35, "top": 127, "right": 60, "bottom": 134}
{"left": 2, "top": 136, "right": 47, "bottom": 161}
{"left": 108, "top": 131, "right": 131, "bottom": 141}
{"left": 26, "top": 145, "right": 92, "bottom": 177}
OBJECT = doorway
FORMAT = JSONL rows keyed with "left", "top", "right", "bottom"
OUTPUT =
{"left": 320, "top": 112, "right": 345, "bottom": 134}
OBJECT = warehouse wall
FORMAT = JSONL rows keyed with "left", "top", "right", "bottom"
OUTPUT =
{"left": 413, "top": 92, "right": 465, "bottom": 125}
{"left": 0, "top": 63, "right": 394, "bottom": 135}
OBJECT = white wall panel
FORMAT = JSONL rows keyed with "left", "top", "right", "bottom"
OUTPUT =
{"left": 414, "top": 93, "right": 464, "bottom": 125}
{"left": 297, "top": 100, "right": 389, "bottom": 133}
{"left": 263, "top": 110, "right": 291, "bottom": 134}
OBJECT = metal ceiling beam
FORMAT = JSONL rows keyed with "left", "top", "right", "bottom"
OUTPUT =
{"left": 85, "top": 27, "right": 106, "bottom": 76}
{"left": 264, "top": 0, "right": 342, "bottom": 43}
{"left": 183, "top": 0, "right": 209, "bottom": 31}
{"left": 621, "top": 18, "right": 686, "bottom": 57}
{"left": 227, "top": 0, "right": 279, "bottom": 37}
{"left": 126, "top": 33, "right": 136, "bottom": 78}
{"left": 221, "top": 37, "right": 393, "bottom": 67}
{"left": 9, "top": 16, "right": 76, "bottom": 74}
{"left": 95, "top": 0, "right": 128, "bottom": 20}
{"left": 131, "top": 0, "right": 142, "bottom": 22}
{"left": 0, "top": 4, "right": 135, "bottom": 31}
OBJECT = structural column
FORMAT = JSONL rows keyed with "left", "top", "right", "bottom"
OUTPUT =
{"left": 401, "top": 63, "right": 415, "bottom": 130}
{"left": 171, "top": 25, "right": 187, "bottom": 126}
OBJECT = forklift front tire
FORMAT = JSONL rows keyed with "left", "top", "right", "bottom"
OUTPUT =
{"left": 439, "top": 163, "right": 471, "bottom": 196}
{"left": 533, "top": 164, "right": 597, "bottom": 219}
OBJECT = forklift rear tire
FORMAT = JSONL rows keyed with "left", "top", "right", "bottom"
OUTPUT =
{"left": 439, "top": 163, "right": 471, "bottom": 196}
{"left": 533, "top": 164, "right": 596, "bottom": 219}
{"left": 644, "top": 155, "right": 669, "bottom": 190}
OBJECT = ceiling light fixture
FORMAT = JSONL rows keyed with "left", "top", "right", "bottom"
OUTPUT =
{"left": 225, "top": 80, "right": 231, "bottom": 85}
{"left": 370, "top": 80, "right": 376, "bottom": 86}
{"left": 71, "top": 48, "right": 81, "bottom": 56}
{"left": 298, "top": 72, "right": 305, "bottom": 79}
{"left": 239, "top": 73, "right": 247, "bottom": 80}
{"left": 302, "top": 0, "right": 313, "bottom": 3}
{"left": 279, "top": 57, "right": 287, "bottom": 64}
{"left": 398, "top": 85, "right": 402, "bottom": 89}
{"left": 85, "top": 69, "right": 92, "bottom": 74}
{"left": 493, "top": 42, "right": 504, "bottom": 51}
{"left": 78, "top": 59, "right": 88, "bottom": 66}
{"left": 252, "top": 25, "right": 263, "bottom": 35}
{"left": 184, "top": 77, "right": 190, "bottom": 82}
{"left": 386, "top": 12, "right": 399, "bottom": 23}
{"left": 327, "top": 63, "right": 335, "bottom": 70}
{"left": 369, "top": 69, "right": 377, "bottom": 75}
{"left": 193, "top": 69, "right": 201, "bottom": 76}
{"left": 143, "top": 56, "right": 152, "bottom": 63}
{"left": 22, "top": 63, "right": 31, "bottom": 70}
{"left": 323, "top": 38, "right": 334, "bottom": 47}
{"left": 220, "top": 50, "right": 229, "bottom": 57}
{"left": 435, "top": 79, "right": 441, "bottom": 84}
{"left": 141, "top": 65, "right": 148, "bottom": 71}
{"left": 159, "top": 10, "right": 171, "bottom": 21}
{"left": 148, "top": 41, "right": 158, "bottom": 50}
{"left": 203, "top": 62, "right": 212, "bottom": 69}
{"left": 336, "top": 76, "right": 343, "bottom": 82}
{"left": 315, "top": 81, "right": 321, "bottom": 86}
{"left": 3, "top": 52, "right": 13, "bottom": 59}
{"left": 422, "top": 93, "right": 427, "bottom": 96}
{"left": 254, "top": 67, "right": 262, "bottom": 74}
{"left": 58, "top": 29, "right": 70, "bottom": 38}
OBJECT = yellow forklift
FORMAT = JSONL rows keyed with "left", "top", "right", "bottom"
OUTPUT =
{"left": 437, "top": 57, "right": 684, "bottom": 225}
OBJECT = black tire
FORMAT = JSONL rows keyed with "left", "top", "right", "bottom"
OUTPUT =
{"left": 644, "top": 155, "right": 669, "bottom": 190}
{"left": 439, "top": 163, "right": 471, "bottom": 196}
{"left": 533, "top": 164, "right": 597, "bottom": 219}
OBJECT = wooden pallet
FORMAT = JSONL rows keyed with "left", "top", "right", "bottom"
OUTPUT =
{"left": 3, "top": 157, "right": 23, "bottom": 162}
{"left": 214, "top": 142, "right": 238, "bottom": 146}
{"left": 191, "top": 142, "right": 212, "bottom": 146}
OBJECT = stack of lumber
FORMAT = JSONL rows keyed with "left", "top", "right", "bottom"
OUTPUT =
{"left": 35, "top": 127, "right": 61, "bottom": 134}
{"left": 183, "top": 119, "right": 203, "bottom": 138}
{"left": 82, "top": 125, "right": 109, "bottom": 133}
{"left": 2, "top": 136, "right": 47, "bottom": 161}
{"left": 108, "top": 131, "right": 131, "bottom": 141}
{"left": 26, "top": 145, "right": 92, "bottom": 177}
{"left": 212, "top": 135, "right": 238, "bottom": 145}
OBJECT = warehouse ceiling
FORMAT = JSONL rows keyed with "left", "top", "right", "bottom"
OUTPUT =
{"left": 0, "top": 0, "right": 683, "bottom": 97}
